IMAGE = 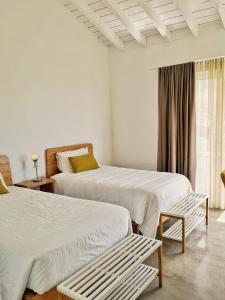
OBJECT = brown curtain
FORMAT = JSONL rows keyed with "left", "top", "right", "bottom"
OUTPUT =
{"left": 157, "top": 62, "right": 196, "bottom": 188}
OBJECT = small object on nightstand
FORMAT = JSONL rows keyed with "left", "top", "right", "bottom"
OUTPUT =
{"left": 15, "top": 178, "right": 55, "bottom": 193}
{"left": 31, "top": 153, "right": 42, "bottom": 182}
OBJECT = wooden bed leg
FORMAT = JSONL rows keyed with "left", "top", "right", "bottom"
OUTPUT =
{"left": 206, "top": 198, "right": 209, "bottom": 226}
{"left": 137, "top": 225, "right": 140, "bottom": 235}
{"left": 159, "top": 214, "right": 163, "bottom": 241}
{"left": 157, "top": 245, "right": 163, "bottom": 288}
{"left": 132, "top": 222, "right": 140, "bottom": 235}
{"left": 182, "top": 218, "right": 186, "bottom": 253}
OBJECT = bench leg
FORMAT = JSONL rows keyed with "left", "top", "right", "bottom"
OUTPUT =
{"left": 159, "top": 214, "right": 163, "bottom": 241}
{"left": 206, "top": 198, "right": 209, "bottom": 226}
{"left": 157, "top": 245, "right": 163, "bottom": 288}
{"left": 182, "top": 218, "right": 186, "bottom": 253}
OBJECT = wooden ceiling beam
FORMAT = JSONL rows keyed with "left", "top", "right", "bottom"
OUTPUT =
{"left": 104, "top": 0, "right": 147, "bottom": 47}
{"left": 212, "top": 0, "right": 225, "bottom": 28}
{"left": 70, "top": 0, "right": 124, "bottom": 50}
{"left": 139, "top": 0, "right": 171, "bottom": 40}
{"left": 173, "top": 0, "right": 198, "bottom": 36}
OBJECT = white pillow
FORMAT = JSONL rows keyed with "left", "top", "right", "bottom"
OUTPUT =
{"left": 0, "top": 172, "right": 9, "bottom": 191}
{"left": 56, "top": 148, "right": 89, "bottom": 173}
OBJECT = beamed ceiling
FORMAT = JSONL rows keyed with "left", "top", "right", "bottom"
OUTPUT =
{"left": 60, "top": 0, "right": 225, "bottom": 49}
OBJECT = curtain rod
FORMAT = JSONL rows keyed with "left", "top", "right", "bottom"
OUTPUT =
{"left": 148, "top": 55, "right": 225, "bottom": 70}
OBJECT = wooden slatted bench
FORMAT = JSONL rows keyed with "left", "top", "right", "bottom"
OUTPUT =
{"left": 160, "top": 192, "right": 209, "bottom": 253}
{"left": 57, "top": 234, "right": 162, "bottom": 300}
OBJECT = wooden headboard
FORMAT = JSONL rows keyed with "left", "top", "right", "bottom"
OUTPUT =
{"left": 0, "top": 155, "right": 13, "bottom": 186}
{"left": 45, "top": 143, "right": 93, "bottom": 178}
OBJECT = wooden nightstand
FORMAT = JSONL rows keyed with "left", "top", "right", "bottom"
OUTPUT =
{"left": 15, "top": 178, "right": 55, "bottom": 193}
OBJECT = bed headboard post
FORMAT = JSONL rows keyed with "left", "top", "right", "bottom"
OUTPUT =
{"left": 45, "top": 143, "right": 93, "bottom": 178}
{"left": 0, "top": 155, "right": 13, "bottom": 186}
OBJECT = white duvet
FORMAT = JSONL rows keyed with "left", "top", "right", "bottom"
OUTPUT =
{"left": 0, "top": 186, "right": 131, "bottom": 300}
{"left": 53, "top": 166, "right": 192, "bottom": 237}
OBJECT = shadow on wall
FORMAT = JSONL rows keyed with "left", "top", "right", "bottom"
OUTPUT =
{"left": 18, "top": 154, "right": 28, "bottom": 180}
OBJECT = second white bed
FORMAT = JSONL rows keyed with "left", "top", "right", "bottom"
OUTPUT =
{"left": 52, "top": 166, "right": 192, "bottom": 238}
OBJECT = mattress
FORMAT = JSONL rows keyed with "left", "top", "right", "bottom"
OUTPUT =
{"left": 52, "top": 166, "right": 192, "bottom": 237}
{"left": 0, "top": 186, "right": 131, "bottom": 300}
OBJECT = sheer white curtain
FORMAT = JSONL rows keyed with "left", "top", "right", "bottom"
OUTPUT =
{"left": 195, "top": 58, "right": 225, "bottom": 209}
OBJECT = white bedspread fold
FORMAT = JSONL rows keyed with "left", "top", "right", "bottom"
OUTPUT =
{"left": 53, "top": 166, "right": 192, "bottom": 237}
{"left": 0, "top": 187, "right": 131, "bottom": 300}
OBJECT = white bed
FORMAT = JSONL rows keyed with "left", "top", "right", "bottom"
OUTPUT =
{"left": 0, "top": 186, "right": 131, "bottom": 300}
{"left": 52, "top": 165, "right": 192, "bottom": 238}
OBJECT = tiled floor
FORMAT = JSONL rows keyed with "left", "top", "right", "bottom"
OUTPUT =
{"left": 140, "top": 209, "right": 225, "bottom": 300}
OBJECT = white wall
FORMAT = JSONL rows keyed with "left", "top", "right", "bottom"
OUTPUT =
{"left": 0, "top": 0, "right": 111, "bottom": 182}
{"left": 110, "top": 22, "right": 225, "bottom": 170}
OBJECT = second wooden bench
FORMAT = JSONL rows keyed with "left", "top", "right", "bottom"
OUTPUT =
{"left": 160, "top": 192, "right": 209, "bottom": 253}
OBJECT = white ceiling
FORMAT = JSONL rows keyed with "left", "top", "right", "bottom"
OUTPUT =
{"left": 60, "top": 0, "right": 225, "bottom": 49}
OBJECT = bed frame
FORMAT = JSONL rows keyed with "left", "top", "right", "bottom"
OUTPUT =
{"left": 0, "top": 155, "right": 73, "bottom": 300}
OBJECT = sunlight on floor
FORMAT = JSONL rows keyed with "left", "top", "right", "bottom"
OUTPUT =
{"left": 197, "top": 237, "right": 207, "bottom": 249}
{"left": 217, "top": 211, "right": 225, "bottom": 223}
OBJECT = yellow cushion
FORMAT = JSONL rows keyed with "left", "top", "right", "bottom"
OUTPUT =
{"left": 0, "top": 179, "right": 9, "bottom": 194}
{"left": 221, "top": 170, "right": 225, "bottom": 187}
{"left": 69, "top": 154, "right": 99, "bottom": 173}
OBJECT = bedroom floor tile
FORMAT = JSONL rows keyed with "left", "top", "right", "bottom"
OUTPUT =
{"left": 139, "top": 209, "right": 225, "bottom": 300}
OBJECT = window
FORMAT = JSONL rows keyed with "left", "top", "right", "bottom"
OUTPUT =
{"left": 195, "top": 58, "right": 225, "bottom": 209}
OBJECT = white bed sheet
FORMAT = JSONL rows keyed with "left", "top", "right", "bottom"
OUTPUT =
{"left": 52, "top": 166, "right": 192, "bottom": 238}
{"left": 0, "top": 186, "right": 131, "bottom": 300}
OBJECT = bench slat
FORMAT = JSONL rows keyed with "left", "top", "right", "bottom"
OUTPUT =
{"left": 162, "top": 207, "right": 205, "bottom": 241}
{"left": 163, "top": 192, "right": 208, "bottom": 218}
